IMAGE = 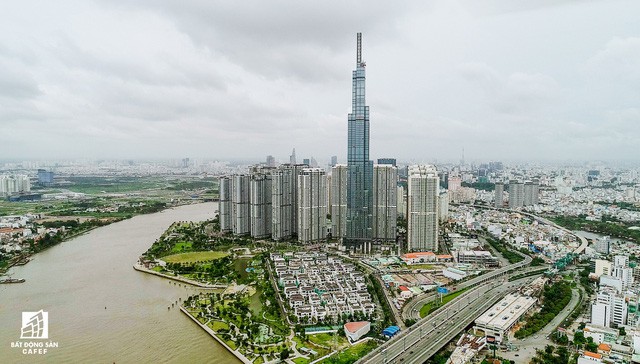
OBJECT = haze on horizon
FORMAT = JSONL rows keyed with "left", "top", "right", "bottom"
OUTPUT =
{"left": 1, "top": 0, "right": 639, "bottom": 163}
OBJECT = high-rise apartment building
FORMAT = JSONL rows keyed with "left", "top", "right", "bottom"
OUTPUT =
{"left": 298, "top": 168, "right": 327, "bottom": 243}
{"left": 372, "top": 164, "right": 397, "bottom": 241}
{"left": 266, "top": 155, "right": 276, "bottom": 168}
{"left": 272, "top": 164, "right": 307, "bottom": 240}
{"left": 508, "top": 181, "right": 524, "bottom": 208}
{"left": 345, "top": 33, "right": 373, "bottom": 244}
{"left": 407, "top": 165, "right": 439, "bottom": 252}
{"left": 494, "top": 182, "right": 504, "bottom": 208}
{"left": 250, "top": 173, "right": 272, "bottom": 238}
{"left": 0, "top": 175, "right": 31, "bottom": 197}
{"left": 331, "top": 164, "right": 348, "bottom": 239}
{"left": 219, "top": 176, "right": 233, "bottom": 232}
{"left": 231, "top": 175, "right": 251, "bottom": 235}
{"left": 397, "top": 185, "right": 406, "bottom": 218}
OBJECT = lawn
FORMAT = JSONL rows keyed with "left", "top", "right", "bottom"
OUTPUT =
{"left": 324, "top": 340, "right": 378, "bottom": 364}
{"left": 169, "top": 241, "right": 193, "bottom": 254}
{"left": 208, "top": 320, "right": 229, "bottom": 332}
{"left": 307, "top": 333, "right": 348, "bottom": 349}
{"left": 163, "top": 251, "right": 229, "bottom": 263}
{"left": 292, "top": 358, "right": 309, "bottom": 364}
{"left": 420, "top": 288, "right": 468, "bottom": 318}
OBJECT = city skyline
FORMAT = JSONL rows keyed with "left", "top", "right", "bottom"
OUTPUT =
{"left": 2, "top": 1, "right": 640, "bottom": 162}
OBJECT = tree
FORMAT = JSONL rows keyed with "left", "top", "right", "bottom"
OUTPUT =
{"left": 279, "top": 348, "right": 290, "bottom": 360}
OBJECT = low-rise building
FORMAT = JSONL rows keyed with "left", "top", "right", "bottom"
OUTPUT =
{"left": 473, "top": 293, "right": 537, "bottom": 344}
{"left": 344, "top": 321, "right": 370, "bottom": 342}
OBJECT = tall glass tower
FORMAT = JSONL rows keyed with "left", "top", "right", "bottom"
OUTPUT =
{"left": 345, "top": 33, "right": 373, "bottom": 242}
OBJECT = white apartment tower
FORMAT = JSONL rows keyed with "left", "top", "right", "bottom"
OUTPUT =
{"left": 231, "top": 175, "right": 251, "bottom": 235}
{"left": 508, "top": 181, "right": 524, "bottom": 208}
{"left": 331, "top": 164, "right": 348, "bottom": 240}
{"left": 272, "top": 165, "right": 295, "bottom": 240}
{"left": 250, "top": 173, "right": 272, "bottom": 238}
{"left": 407, "top": 165, "right": 439, "bottom": 252}
{"left": 298, "top": 168, "right": 328, "bottom": 244}
{"left": 372, "top": 164, "right": 397, "bottom": 241}
{"left": 219, "top": 176, "right": 232, "bottom": 232}
{"left": 494, "top": 182, "right": 504, "bottom": 208}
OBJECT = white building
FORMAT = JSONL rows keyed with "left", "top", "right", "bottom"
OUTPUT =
{"left": 591, "top": 302, "right": 611, "bottom": 327}
{"left": 438, "top": 192, "right": 449, "bottom": 221}
{"left": 494, "top": 182, "right": 504, "bottom": 208}
{"left": 231, "top": 175, "right": 251, "bottom": 235}
{"left": 407, "top": 165, "right": 439, "bottom": 252}
{"left": 443, "top": 267, "right": 467, "bottom": 281}
{"left": 250, "top": 173, "right": 272, "bottom": 238}
{"left": 474, "top": 293, "right": 537, "bottom": 344}
{"left": 0, "top": 175, "right": 31, "bottom": 197}
{"left": 272, "top": 164, "right": 305, "bottom": 240}
{"left": 508, "top": 181, "right": 524, "bottom": 208}
{"left": 594, "top": 259, "right": 612, "bottom": 278}
{"left": 344, "top": 321, "right": 370, "bottom": 342}
{"left": 298, "top": 168, "right": 327, "bottom": 243}
{"left": 219, "top": 176, "right": 233, "bottom": 232}
{"left": 372, "top": 164, "right": 397, "bottom": 241}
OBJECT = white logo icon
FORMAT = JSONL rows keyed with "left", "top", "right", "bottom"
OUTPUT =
{"left": 21, "top": 310, "right": 48, "bottom": 339}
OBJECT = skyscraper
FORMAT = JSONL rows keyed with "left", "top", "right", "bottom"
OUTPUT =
{"left": 494, "top": 182, "right": 504, "bottom": 208}
{"left": 372, "top": 164, "right": 397, "bottom": 241}
{"left": 331, "top": 164, "right": 348, "bottom": 239}
{"left": 508, "top": 180, "right": 524, "bottom": 208}
{"left": 272, "top": 164, "right": 306, "bottom": 240}
{"left": 407, "top": 165, "right": 439, "bottom": 252}
{"left": 231, "top": 175, "right": 251, "bottom": 235}
{"left": 298, "top": 168, "right": 327, "bottom": 243}
{"left": 250, "top": 173, "right": 272, "bottom": 238}
{"left": 290, "top": 148, "right": 297, "bottom": 165}
{"left": 346, "top": 32, "right": 373, "bottom": 244}
{"left": 219, "top": 176, "right": 232, "bottom": 232}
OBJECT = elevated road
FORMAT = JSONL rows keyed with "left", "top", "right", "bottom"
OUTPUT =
{"left": 359, "top": 275, "right": 539, "bottom": 364}
{"left": 403, "top": 251, "right": 532, "bottom": 321}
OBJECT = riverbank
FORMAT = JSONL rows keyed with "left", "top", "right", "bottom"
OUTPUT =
{"left": 132, "top": 263, "right": 226, "bottom": 289}
{"left": 180, "top": 306, "right": 250, "bottom": 364}
{"left": 0, "top": 223, "right": 112, "bottom": 276}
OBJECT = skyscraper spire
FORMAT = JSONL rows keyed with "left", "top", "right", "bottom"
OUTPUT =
{"left": 356, "top": 32, "right": 362, "bottom": 65}
{"left": 345, "top": 32, "right": 373, "bottom": 245}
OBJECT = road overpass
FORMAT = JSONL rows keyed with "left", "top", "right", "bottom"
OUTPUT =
{"left": 403, "top": 251, "right": 532, "bottom": 321}
{"left": 358, "top": 275, "right": 539, "bottom": 364}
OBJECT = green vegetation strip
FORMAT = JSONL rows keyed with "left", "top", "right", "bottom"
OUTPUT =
{"left": 485, "top": 237, "right": 525, "bottom": 264}
{"left": 420, "top": 288, "right": 469, "bottom": 318}
{"left": 508, "top": 268, "right": 547, "bottom": 282}
{"left": 324, "top": 340, "right": 378, "bottom": 364}
{"left": 550, "top": 215, "right": 640, "bottom": 243}
{"left": 163, "top": 251, "right": 229, "bottom": 264}
{"left": 514, "top": 281, "right": 572, "bottom": 339}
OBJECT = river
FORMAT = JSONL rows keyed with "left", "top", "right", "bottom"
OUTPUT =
{"left": 0, "top": 202, "right": 240, "bottom": 364}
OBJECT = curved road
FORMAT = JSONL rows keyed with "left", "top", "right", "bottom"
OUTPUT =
{"left": 358, "top": 275, "right": 540, "bottom": 364}
{"left": 403, "top": 250, "right": 532, "bottom": 321}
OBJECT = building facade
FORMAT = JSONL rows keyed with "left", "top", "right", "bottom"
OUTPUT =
{"left": 331, "top": 164, "right": 348, "bottom": 240}
{"left": 298, "top": 168, "right": 327, "bottom": 243}
{"left": 219, "top": 176, "right": 233, "bottom": 232}
{"left": 407, "top": 165, "right": 439, "bottom": 252}
{"left": 345, "top": 33, "right": 374, "bottom": 244}
{"left": 372, "top": 164, "right": 397, "bottom": 241}
{"left": 250, "top": 173, "right": 272, "bottom": 238}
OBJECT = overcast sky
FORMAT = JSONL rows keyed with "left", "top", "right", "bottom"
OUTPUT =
{"left": 1, "top": 0, "right": 639, "bottom": 163}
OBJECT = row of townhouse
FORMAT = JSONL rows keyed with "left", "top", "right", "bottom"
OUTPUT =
{"left": 270, "top": 252, "right": 376, "bottom": 322}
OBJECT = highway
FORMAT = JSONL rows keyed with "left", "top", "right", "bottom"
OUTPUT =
{"left": 403, "top": 251, "right": 532, "bottom": 321}
{"left": 358, "top": 275, "right": 539, "bottom": 364}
